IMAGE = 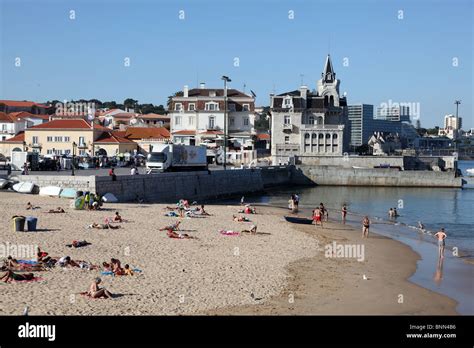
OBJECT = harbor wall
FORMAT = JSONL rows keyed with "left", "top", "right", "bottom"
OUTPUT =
{"left": 291, "top": 166, "right": 463, "bottom": 188}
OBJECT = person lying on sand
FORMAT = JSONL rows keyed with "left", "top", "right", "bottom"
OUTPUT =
{"left": 159, "top": 221, "right": 181, "bottom": 232}
{"left": 3, "top": 256, "right": 45, "bottom": 272}
{"left": 1, "top": 269, "right": 35, "bottom": 282}
{"left": 57, "top": 256, "right": 80, "bottom": 268}
{"left": 46, "top": 207, "right": 65, "bottom": 213}
{"left": 86, "top": 277, "right": 113, "bottom": 299}
{"left": 197, "top": 205, "right": 210, "bottom": 216}
{"left": 66, "top": 240, "right": 91, "bottom": 248}
{"left": 233, "top": 215, "right": 250, "bottom": 222}
{"left": 26, "top": 202, "right": 39, "bottom": 210}
{"left": 102, "top": 262, "right": 112, "bottom": 272}
{"left": 241, "top": 225, "right": 258, "bottom": 235}
{"left": 238, "top": 205, "right": 257, "bottom": 214}
{"left": 88, "top": 223, "right": 121, "bottom": 230}
{"left": 166, "top": 229, "right": 196, "bottom": 239}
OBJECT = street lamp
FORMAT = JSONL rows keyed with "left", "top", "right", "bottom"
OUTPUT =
{"left": 221, "top": 75, "right": 232, "bottom": 169}
{"left": 454, "top": 100, "right": 461, "bottom": 152}
{"left": 72, "top": 142, "right": 77, "bottom": 176}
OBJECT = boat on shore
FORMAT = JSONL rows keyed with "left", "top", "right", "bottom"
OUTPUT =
{"left": 284, "top": 216, "right": 313, "bottom": 224}
{"left": 466, "top": 168, "right": 474, "bottom": 176}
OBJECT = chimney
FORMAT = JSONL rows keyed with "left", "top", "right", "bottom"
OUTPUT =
{"left": 199, "top": 82, "right": 206, "bottom": 89}
{"left": 299, "top": 85, "right": 308, "bottom": 99}
{"left": 183, "top": 85, "right": 189, "bottom": 98}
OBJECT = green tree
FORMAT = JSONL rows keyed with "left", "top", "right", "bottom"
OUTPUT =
{"left": 167, "top": 91, "right": 183, "bottom": 110}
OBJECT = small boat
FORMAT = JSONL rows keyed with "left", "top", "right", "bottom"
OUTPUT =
{"left": 102, "top": 193, "right": 118, "bottom": 203}
{"left": 60, "top": 188, "right": 77, "bottom": 199}
{"left": 39, "top": 186, "right": 62, "bottom": 197}
{"left": 0, "top": 179, "right": 8, "bottom": 189}
{"left": 466, "top": 168, "right": 474, "bottom": 176}
{"left": 284, "top": 216, "right": 313, "bottom": 224}
{"left": 12, "top": 182, "right": 36, "bottom": 194}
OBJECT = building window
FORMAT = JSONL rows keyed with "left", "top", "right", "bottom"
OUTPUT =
{"left": 284, "top": 115, "right": 291, "bottom": 125}
{"left": 284, "top": 97, "right": 292, "bottom": 108}
{"left": 54, "top": 136, "right": 62, "bottom": 142}
{"left": 243, "top": 117, "right": 249, "bottom": 126}
{"left": 229, "top": 117, "right": 235, "bottom": 126}
{"left": 79, "top": 150, "right": 86, "bottom": 156}
{"left": 242, "top": 104, "right": 250, "bottom": 111}
{"left": 64, "top": 136, "right": 70, "bottom": 142}
{"left": 188, "top": 103, "right": 195, "bottom": 111}
{"left": 174, "top": 103, "right": 183, "bottom": 111}
{"left": 228, "top": 103, "right": 236, "bottom": 112}
{"left": 284, "top": 136, "right": 290, "bottom": 144}
{"left": 308, "top": 116, "right": 314, "bottom": 124}
{"left": 1, "top": 125, "right": 6, "bottom": 131}
{"left": 188, "top": 116, "right": 194, "bottom": 126}
{"left": 32, "top": 136, "right": 38, "bottom": 144}
{"left": 65, "top": 149, "right": 71, "bottom": 155}
{"left": 79, "top": 136, "right": 85, "bottom": 146}
{"left": 208, "top": 116, "right": 215, "bottom": 129}
{"left": 175, "top": 116, "right": 182, "bottom": 125}
{"left": 47, "top": 149, "right": 53, "bottom": 155}
{"left": 205, "top": 102, "right": 219, "bottom": 111}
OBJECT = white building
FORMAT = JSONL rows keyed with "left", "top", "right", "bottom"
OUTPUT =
{"left": 439, "top": 114, "right": 463, "bottom": 139}
{"left": 169, "top": 84, "right": 256, "bottom": 148}
{"left": 270, "top": 55, "right": 350, "bottom": 161}
{"left": 0, "top": 112, "right": 30, "bottom": 141}
{"left": 375, "top": 105, "right": 410, "bottom": 122}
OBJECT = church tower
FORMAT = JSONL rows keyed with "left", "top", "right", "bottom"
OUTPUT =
{"left": 316, "top": 54, "right": 341, "bottom": 107}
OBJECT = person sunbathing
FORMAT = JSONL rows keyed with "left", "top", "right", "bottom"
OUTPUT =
{"left": 86, "top": 277, "right": 113, "bottom": 299}
{"left": 233, "top": 215, "right": 250, "bottom": 222}
{"left": 113, "top": 212, "right": 123, "bottom": 222}
{"left": 166, "top": 229, "right": 195, "bottom": 239}
{"left": 26, "top": 202, "right": 40, "bottom": 210}
{"left": 66, "top": 240, "right": 91, "bottom": 248}
{"left": 124, "top": 264, "right": 134, "bottom": 276}
{"left": 111, "top": 258, "right": 124, "bottom": 275}
{"left": 159, "top": 221, "right": 181, "bottom": 232}
{"left": 88, "top": 223, "right": 121, "bottom": 230}
{"left": 241, "top": 225, "right": 258, "bottom": 235}
{"left": 57, "top": 256, "right": 80, "bottom": 268}
{"left": 46, "top": 207, "right": 65, "bottom": 213}
{"left": 1, "top": 269, "right": 35, "bottom": 283}
{"left": 102, "top": 262, "right": 112, "bottom": 272}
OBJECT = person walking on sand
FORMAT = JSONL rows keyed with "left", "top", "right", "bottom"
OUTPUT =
{"left": 341, "top": 204, "right": 347, "bottom": 223}
{"left": 362, "top": 216, "right": 370, "bottom": 238}
{"left": 434, "top": 228, "right": 447, "bottom": 258}
{"left": 313, "top": 208, "right": 323, "bottom": 228}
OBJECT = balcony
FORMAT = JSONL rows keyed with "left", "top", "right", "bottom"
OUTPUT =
{"left": 77, "top": 143, "right": 88, "bottom": 149}
{"left": 300, "top": 124, "right": 344, "bottom": 130}
{"left": 276, "top": 144, "right": 300, "bottom": 152}
{"left": 283, "top": 123, "right": 295, "bottom": 132}
{"left": 31, "top": 143, "right": 42, "bottom": 148}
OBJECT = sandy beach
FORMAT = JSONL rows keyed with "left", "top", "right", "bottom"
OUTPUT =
{"left": 0, "top": 191, "right": 457, "bottom": 315}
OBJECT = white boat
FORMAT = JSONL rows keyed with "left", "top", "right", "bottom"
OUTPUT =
{"left": 12, "top": 182, "right": 36, "bottom": 193}
{"left": 102, "top": 192, "right": 118, "bottom": 203}
{"left": 466, "top": 168, "right": 474, "bottom": 176}
{"left": 39, "top": 186, "right": 62, "bottom": 197}
{"left": 0, "top": 179, "right": 8, "bottom": 189}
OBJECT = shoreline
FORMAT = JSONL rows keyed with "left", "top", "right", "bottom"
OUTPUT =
{"left": 206, "top": 205, "right": 459, "bottom": 315}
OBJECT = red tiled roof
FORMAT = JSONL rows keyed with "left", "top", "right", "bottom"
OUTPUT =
{"left": 200, "top": 130, "right": 223, "bottom": 135}
{"left": 95, "top": 132, "right": 136, "bottom": 144}
{"left": 124, "top": 127, "right": 170, "bottom": 140}
{"left": 257, "top": 133, "right": 270, "bottom": 140}
{"left": 0, "top": 112, "right": 13, "bottom": 123}
{"left": 112, "top": 112, "right": 136, "bottom": 119}
{"left": 0, "top": 100, "right": 50, "bottom": 108}
{"left": 29, "top": 119, "right": 93, "bottom": 130}
{"left": 9, "top": 112, "right": 50, "bottom": 120}
{"left": 2, "top": 131, "right": 25, "bottom": 142}
{"left": 172, "top": 130, "right": 196, "bottom": 135}
{"left": 137, "top": 113, "right": 170, "bottom": 120}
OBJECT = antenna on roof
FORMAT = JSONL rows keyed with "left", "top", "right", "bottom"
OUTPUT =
{"left": 243, "top": 83, "right": 246, "bottom": 93}
{"left": 300, "top": 74, "right": 304, "bottom": 86}
{"left": 250, "top": 90, "right": 257, "bottom": 98}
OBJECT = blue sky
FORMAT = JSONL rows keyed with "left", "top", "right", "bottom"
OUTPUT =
{"left": 1, "top": 0, "right": 472, "bottom": 128}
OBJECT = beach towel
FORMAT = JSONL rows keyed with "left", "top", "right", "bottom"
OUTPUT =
{"left": 101, "top": 268, "right": 142, "bottom": 276}
{"left": 8, "top": 277, "right": 43, "bottom": 283}
{"left": 219, "top": 230, "right": 240, "bottom": 236}
{"left": 17, "top": 260, "right": 39, "bottom": 265}
{"left": 165, "top": 211, "right": 179, "bottom": 217}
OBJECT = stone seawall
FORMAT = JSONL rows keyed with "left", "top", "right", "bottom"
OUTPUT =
{"left": 95, "top": 169, "right": 265, "bottom": 202}
{"left": 291, "top": 166, "right": 463, "bottom": 188}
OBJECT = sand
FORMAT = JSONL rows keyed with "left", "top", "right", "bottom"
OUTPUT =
{"left": 0, "top": 191, "right": 457, "bottom": 315}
